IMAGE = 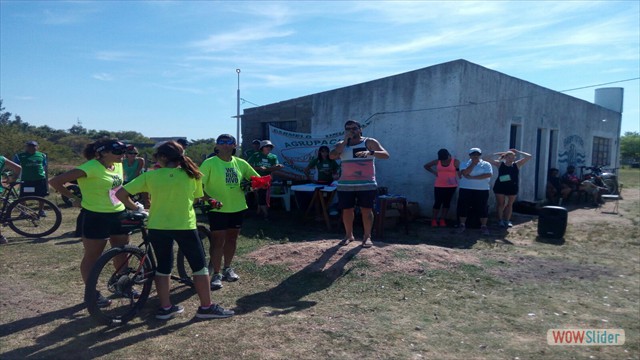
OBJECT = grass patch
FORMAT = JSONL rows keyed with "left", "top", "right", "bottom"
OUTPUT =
{"left": 0, "top": 191, "right": 638, "bottom": 359}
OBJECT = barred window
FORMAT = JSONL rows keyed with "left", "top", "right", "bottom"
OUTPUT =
{"left": 591, "top": 137, "right": 610, "bottom": 167}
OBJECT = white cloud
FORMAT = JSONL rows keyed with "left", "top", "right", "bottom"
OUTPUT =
{"left": 92, "top": 73, "right": 114, "bottom": 81}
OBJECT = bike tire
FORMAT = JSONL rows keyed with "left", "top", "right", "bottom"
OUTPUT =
{"left": 7, "top": 196, "right": 62, "bottom": 237}
{"left": 61, "top": 184, "right": 82, "bottom": 207}
{"left": 84, "top": 245, "right": 153, "bottom": 326}
{"left": 176, "top": 225, "right": 211, "bottom": 286}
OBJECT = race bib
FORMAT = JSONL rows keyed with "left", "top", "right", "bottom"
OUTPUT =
{"left": 109, "top": 186, "right": 123, "bottom": 205}
{"left": 499, "top": 174, "right": 511, "bottom": 182}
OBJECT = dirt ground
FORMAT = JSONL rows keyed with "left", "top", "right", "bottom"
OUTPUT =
{"left": 246, "top": 188, "right": 638, "bottom": 278}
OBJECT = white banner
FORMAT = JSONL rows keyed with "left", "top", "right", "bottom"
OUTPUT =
{"left": 268, "top": 125, "right": 343, "bottom": 178}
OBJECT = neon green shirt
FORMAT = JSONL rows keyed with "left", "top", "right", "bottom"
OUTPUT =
{"left": 76, "top": 160, "right": 126, "bottom": 213}
{"left": 200, "top": 156, "right": 259, "bottom": 213}
{"left": 124, "top": 168, "right": 203, "bottom": 230}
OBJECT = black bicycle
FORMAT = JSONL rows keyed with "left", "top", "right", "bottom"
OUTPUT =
{"left": 84, "top": 211, "right": 210, "bottom": 326}
{"left": 0, "top": 181, "right": 62, "bottom": 237}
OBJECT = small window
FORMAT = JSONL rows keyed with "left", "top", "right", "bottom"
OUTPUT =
{"left": 592, "top": 137, "right": 610, "bottom": 166}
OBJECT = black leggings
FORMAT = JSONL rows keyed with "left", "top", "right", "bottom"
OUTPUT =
{"left": 148, "top": 229, "right": 206, "bottom": 275}
{"left": 432, "top": 187, "right": 457, "bottom": 210}
{"left": 456, "top": 188, "right": 489, "bottom": 218}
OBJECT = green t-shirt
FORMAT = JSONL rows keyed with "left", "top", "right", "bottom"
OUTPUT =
{"left": 308, "top": 157, "right": 340, "bottom": 183}
{"left": 124, "top": 168, "right": 203, "bottom": 230}
{"left": 243, "top": 149, "right": 258, "bottom": 160}
{"left": 247, "top": 152, "right": 279, "bottom": 176}
{"left": 122, "top": 158, "right": 142, "bottom": 182}
{"left": 200, "top": 156, "right": 259, "bottom": 213}
{"left": 14, "top": 151, "right": 47, "bottom": 181}
{"left": 76, "top": 160, "right": 126, "bottom": 213}
{"left": 0, "top": 155, "right": 5, "bottom": 174}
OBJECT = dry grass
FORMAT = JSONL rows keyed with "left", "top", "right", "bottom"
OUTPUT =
{"left": 0, "top": 169, "right": 638, "bottom": 359}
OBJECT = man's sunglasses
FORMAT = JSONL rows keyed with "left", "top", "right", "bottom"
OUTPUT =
{"left": 216, "top": 139, "right": 235, "bottom": 145}
{"left": 345, "top": 126, "right": 359, "bottom": 131}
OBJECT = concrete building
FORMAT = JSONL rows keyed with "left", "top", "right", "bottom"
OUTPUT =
{"left": 241, "top": 59, "right": 623, "bottom": 215}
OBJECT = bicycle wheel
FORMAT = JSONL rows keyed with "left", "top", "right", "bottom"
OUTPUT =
{"left": 61, "top": 184, "right": 82, "bottom": 207}
{"left": 176, "top": 225, "right": 210, "bottom": 285}
{"left": 84, "top": 245, "right": 153, "bottom": 326}
{"left": 7, "top": 196, "right": 62, "bottom": 237}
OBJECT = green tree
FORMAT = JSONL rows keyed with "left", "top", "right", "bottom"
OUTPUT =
{"left": 620, "top": 131, "right": 640, "bottom": 163}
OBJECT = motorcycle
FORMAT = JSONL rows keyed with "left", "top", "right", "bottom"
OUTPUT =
{"left": 579, "top": 166, "right": 620, "bottom": 196}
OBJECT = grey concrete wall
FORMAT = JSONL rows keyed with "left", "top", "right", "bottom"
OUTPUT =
{"left": 241, "top": 59, "right": 621, "bottom": 217}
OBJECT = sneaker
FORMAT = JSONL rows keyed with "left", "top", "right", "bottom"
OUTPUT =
{"left": 38, "top": 210, "right": 47, "bottom": 217}
{"left": 222, "top": 268, "right": 239, "bottom": 282}
{"left": 431, "top": 219, "right": 438, "bottom": 227}
{"left": 457, "top": 224, "right": 466, "bottom": 234}
{"left": 155, "top": 304, "right": 184, "bottom": 320}
{"left": 481, "top": 225, "right": 490, "bottom": 236}
{"left": 506, "top": 221, "right": 513, "bottom": 228}
{"left": 498, "top": 220, "right": 506, "bottom": 228}
{"left": 96, "top": 291, "right": 112, "bottom": 308}
{"left": 0, "top": 236, "right": 7, "bottom": 245}
{"left": 210, "top": 273, "right": 223, "bottom": 290}
{"left": 439, "top": 219, "right": 447, "bottom": 227}
{"left": 196, "top": 304, "right": 235, "bottom": 319}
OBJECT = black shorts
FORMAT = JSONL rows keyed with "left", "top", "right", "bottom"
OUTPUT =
{"left": 20, "top": 179, "right": 49, "bottom": 197}
{"left": 207, "top": 211, "right": 245, "bottom": 231}
{"left": 148, "top": 229, "right": 206, "bottom": 275}
{"left": 78, "top": 209, "right": 129, "bottom": 239}
{"left": 493, "top": 182, "right": 519, "bottom": 196}
{"left": 337, "top": 190, "right": 377, "bottom": 209}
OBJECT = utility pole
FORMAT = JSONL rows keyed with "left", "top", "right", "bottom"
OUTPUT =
{"left": 236, "top": 68, "right": 241, "bottom": 144}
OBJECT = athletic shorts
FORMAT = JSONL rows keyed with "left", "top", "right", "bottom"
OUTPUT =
{"left": 207, "top": 210, "right": 246, "bottom": 231}
{"left": 78, "top": 209, "right": 129, "bottom": 239}
{"left": 148, "top": 229, "right": 206, "bottom": 275}
{"left": 20, "top": 179, "right": 49, "bottom": 197}
{"left": 337, "top": 190, "right": 377, "bottom": 209}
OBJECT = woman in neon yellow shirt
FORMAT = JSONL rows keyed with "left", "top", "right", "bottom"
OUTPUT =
{"left": 200, "top": 134, "right": 260, "bottom": 290}
{"left": 116, "top": 141, "right": 234, "bottom": 320}
{"left": 49, "top": 139, "right": 130, "bottom": 307}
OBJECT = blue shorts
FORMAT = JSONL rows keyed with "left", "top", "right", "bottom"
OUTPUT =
{"left": 207, "top": 211, "right": 246, "bottom": 231}
{"left": 78, "top": 209, "right": 129, "bottom": 239}
{"left": 337, "top": 190, "right": 377, "bottom": 209}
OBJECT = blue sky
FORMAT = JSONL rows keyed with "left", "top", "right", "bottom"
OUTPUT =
{"left": 1, "top": 1, "right": 638, "bottom": 143}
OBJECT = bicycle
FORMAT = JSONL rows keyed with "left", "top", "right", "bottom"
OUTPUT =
{"left": 579, "top": 166, "right": 620, "bottom": 195}
{"left": 0, "top": 181, "right": 62, "bottom": 237}
{"left": 83, "top": 211, "right": 210, "bottom": 326}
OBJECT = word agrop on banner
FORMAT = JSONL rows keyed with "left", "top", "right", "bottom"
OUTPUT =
{"left": 547, "top": 329, "right": 625, "bottom": 346}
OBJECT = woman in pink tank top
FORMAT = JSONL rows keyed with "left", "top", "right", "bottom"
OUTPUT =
{"left": 424, "top": 149, "right": 460, "bottom": 227}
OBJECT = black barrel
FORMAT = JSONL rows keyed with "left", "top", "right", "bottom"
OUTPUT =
{"left": 537, "top": 206, "right": 568, "bottom": 239}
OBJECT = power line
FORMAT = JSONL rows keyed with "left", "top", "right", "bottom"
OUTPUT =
{"left": 559, "top": 77, "right": 640, "bottom": 93}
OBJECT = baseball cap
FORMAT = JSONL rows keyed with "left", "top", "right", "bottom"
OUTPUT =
{"left": 96, "top": 140, "right": 127, "bottom": 153}
{"left": 260, "top": 140, "right": 274, "bottom": 149}
{"left": 468, "top": 147, "right": 482, "bottom": 155}
{"left": 26, "top": 140, "right": 38, "bottom": 146}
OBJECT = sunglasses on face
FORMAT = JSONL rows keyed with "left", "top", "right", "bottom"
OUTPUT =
{"left": 127, "top": 152, "right": 138, "bottom": 155}
{"left": 216, "top": 139, "right": 235, "bottom": 145}
{"left": 345, "top": 126, "right": 359, "bottom": 131}
{"left": 111, "top": 149, "right": 125, "bottom": 155}
{"left": 470, "top": 153, "right": 481, "bottom": 156}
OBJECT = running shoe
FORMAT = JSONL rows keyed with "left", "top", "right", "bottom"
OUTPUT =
{"left": 196, "top": 304, "right": 235, "bottom": 319}
{"left": 155, "top": 305, "right": 184, "bottom": 320}
{"left": 210, "top": 273, "right": 223, "bottom": 290}
{"left": 222, "top": 267, "right": 239, "bottom": 282}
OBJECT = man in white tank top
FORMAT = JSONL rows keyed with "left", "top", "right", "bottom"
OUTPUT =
{"left": 330, "top": 120, "right": 390, "bottom": 248}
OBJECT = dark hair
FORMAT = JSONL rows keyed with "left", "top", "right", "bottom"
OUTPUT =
{"left": 344, "top": 120, "right": 362, "bottom": 129}
{"left": 176, "top": 138, "right": 189, "bottom": 148}
{"left": 154, "top": 141, "right": 202, "bottom": 179}
{"left": 437, "top": 148, "right": 450, "bottom": 161}
{"left": 318, "top": 145, "right": 330, "bottom": 160}
{"left": 83, "top": 138, "right": 125, "bottom": 160}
